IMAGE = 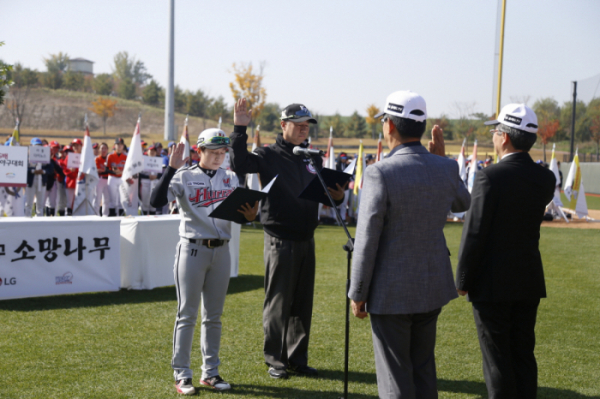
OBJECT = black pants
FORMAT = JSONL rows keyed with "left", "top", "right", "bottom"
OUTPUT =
{"left": 472, "top": 299, "right": 540, "bottom": 399}
{"left": 370, "top": 308, "right": 441, "bottom": 399}
{"left": 262, "top": 232, "right": 315, "bottom": 369}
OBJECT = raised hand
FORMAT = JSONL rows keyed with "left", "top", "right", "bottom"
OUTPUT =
{"left": 169, "top": 143, "right": 189, "bottom": 169}
{"left": 428, "top": 124, "right": 446, "bottom": 157}
{"left": 234, "top": 98, "right": 252, "bottom": 127}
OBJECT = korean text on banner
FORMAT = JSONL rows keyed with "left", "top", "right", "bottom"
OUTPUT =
{"left": 67, "top": 153, "right": 82, "bottom": 169}
{"left": 28, "top": 146, "right": 51, "bottom": 164}
{"left": 143, "top": 156, "right": 163, "bottom": 174}
{"left": 0, "top": 146, "right": 28, "bottom": 187}
{"left": 0, "top": 217, "right": 121, "bottom": 300}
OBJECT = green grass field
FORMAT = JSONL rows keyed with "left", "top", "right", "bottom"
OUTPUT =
{"left": 1, "top": 224, "right": 598, "bottom": 398}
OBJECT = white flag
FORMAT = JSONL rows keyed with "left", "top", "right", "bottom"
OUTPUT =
{"left": 120, "top": 118, "right": 144, "bottom": 215}
{"left": 467, "top": 140, "right": 478, "bottom": 193}
{"left": 548, "top": 143, "right": 562, "bottom": 206}
{"left": 457, "top": 138, "right": 467, "bottom": 184}
{"left": 180, "top": 116, "right": 191, "bottom": 162}
{"left": 575, "top": 183, "right": 589, "bottom": 219}
{"left": 73, "top": 124, "right": 99, "bottom": 216}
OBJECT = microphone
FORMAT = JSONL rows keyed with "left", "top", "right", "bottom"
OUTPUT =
{"left": 293, "top": 146, "right": 324, "bottom": 157}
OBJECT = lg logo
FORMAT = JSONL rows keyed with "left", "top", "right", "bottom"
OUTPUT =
{"left": 0, "top": 277, "right": 17, "bottom": 286}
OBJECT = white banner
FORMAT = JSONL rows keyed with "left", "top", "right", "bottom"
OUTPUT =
{"left": 0, "top": 146, "right": 28, "bottom": 187}
{"left": 67, "top": 153, "right": 81, "bottom": 169}
{"left": 28, "top": 146, "right": 51, "bottom": 164}
{"left": 143, "top": 155, "right": 163, "bottom": 173}
{"left": 0, "top": 217, "right": 121, "bottom": 300}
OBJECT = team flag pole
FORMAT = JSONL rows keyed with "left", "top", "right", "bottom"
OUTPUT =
{"left": 73, "top": 114, "right": 99, "bottom": 215}
{"left": 325, "top": 126, "right": 335, "bottom": 169}
{"left": 353, "top": 141, "right": 365, "bottom": 196}
{"left": 457, "top": 138, "right": 467, "bottom": 184}
{"left": 467, "top": 139, "right": 478, "bottom": 193}
{"left": 564, "top": 149, "right": 588, "bottom": 219}
{"left": 120, "top": 116, "right": 144, "bottom": 216}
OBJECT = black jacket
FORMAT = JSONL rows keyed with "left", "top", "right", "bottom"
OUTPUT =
{"left": 456, "top": 152, "right": 556, "bottom": 302}
{"left": 230, "top": 125, "right": 338, "bottom": 241}
{"left": 27, "top": 161, "right": 55, "bottom": 188}
{"left": 46, "top": 157, "right": 65, "bottom": 190}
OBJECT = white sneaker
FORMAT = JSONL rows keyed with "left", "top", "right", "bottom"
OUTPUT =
{"left": 175, "top": 378, "right": 196, "bottom": 395}
{"left": 200, "top": 375, "right": 231, "bottom": 391}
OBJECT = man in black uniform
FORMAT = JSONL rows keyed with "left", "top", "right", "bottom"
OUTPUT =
{"left": 456, "top": 103, "right": 556, "bottom": 399}
{"left": 230, "top": 99, "right": 345, "bottom": 379}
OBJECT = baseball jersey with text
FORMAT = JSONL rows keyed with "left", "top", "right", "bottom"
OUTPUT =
{"left": 168, "top": 165, "right": 239, "bottom": 239}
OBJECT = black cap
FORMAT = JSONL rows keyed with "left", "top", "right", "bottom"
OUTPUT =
{"left": 281, "top": 104, "right": 317, "bottom": 124}
{"left": 115, "top": 137, "right": 125, "bottom": 145}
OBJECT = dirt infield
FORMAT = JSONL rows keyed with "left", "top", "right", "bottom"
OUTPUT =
{"left": 541, "top": 209, "right": 600, "bottom": 229}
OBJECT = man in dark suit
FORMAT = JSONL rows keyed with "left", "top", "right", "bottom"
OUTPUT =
{"left": 456, "top": 103, "right": 556, "bottom": 399}
{"left": 349, "top": 90, "right": 471, "bottom": 399}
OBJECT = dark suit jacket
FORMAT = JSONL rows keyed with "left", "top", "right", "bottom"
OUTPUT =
{"left": 456, "top": 152, "right": 555, "bottom": 302}
{"left": 27, "top": 162, "right": 55, "bottom": 188}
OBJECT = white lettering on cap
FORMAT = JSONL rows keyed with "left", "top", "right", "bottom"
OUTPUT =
{"left": 387, "top": 103, "right": 404, "bottom": 113}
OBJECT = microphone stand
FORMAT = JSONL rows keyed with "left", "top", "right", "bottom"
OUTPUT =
{"left": 305, "top": 154, "right": 353, "bottom": 399}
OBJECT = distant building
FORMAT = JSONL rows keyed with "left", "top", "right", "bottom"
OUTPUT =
{"left": 68, "top": 58, "right": 94, "bottom": 76}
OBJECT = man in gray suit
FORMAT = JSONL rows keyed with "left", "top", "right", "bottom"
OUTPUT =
{"left": 348, "top": 90, "right": 471, "bottom": 399}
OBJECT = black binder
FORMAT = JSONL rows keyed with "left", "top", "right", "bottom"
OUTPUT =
{"left": 298, "top": 168, "right": 352, "bottom": 205}
{"left": 209, "top": 176, "right": 277, "bottom": 224}
{"left": 209, "top": 188, "right": 266, "bottom": 224}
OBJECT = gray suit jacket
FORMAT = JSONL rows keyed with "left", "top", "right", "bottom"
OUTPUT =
{"left": 348, "top": 144, "right": 471, "bottom": 314}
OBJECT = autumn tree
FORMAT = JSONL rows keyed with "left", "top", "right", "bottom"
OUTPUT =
{"left": 365, "top": 104, "right": 381, "bottom": 139}
{"left": 89, "top": 97, "right": 118, "bottom": 135}
{"left": 587, "top": 99, "right": 600, "bottom": 161}
{"left": 536, "top": 111, "right": 560, "bottom": 162}
{"left": 0, "top": 42, "right": 12, "bottom": 105}
{"left": 229, "top": 61, "right": 266, "bottom": 136}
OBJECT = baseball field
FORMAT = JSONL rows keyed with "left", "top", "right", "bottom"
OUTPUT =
{"left": 1, "top": 220, "right": 598, "bottom": 398}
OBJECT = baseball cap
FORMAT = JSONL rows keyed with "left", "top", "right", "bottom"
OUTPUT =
{"left": 365, "top": 154, "right": 375, "bottom": 162}
{"left": 92, "top": 143, "right": 99, "bottom": 149}
{"left": 30, "top": 137, "right": 43, "bottom": 145}
{"left": 281, "top": 104, "right": 317, "bottom": 124}
{"left": 50, "top": 140, "right": 60, "bottom": 148}
{"left": 115, "top": 137, "right": 125, "bottom": 145}
{"left": 197, "top": 128, "right": 230, "bottom": 149}
{"left": 71, "top": 138, "right": 83, "bottom": 146}
{"left": 148, "top": 144, "right": 156, "bottom": 151}
{"left": 484, "top": 103, "right": 538, "bottom": 134}
{"left": 63, "top": 145, "right": 73, "bottom": 153}
{"left": 374, "top": 90, "right": 427, "bottom": 122}
{"left": 168, "top": 141, "right": 176, "bottom": 148}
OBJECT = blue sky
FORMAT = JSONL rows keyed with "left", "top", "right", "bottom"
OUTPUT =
{"left": 3, "top": 0, "right": 599, "bottom": 117}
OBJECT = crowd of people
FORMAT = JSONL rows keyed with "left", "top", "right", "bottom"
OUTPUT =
{"left": 0, "top": 136, "right": 204, "bottom": 217}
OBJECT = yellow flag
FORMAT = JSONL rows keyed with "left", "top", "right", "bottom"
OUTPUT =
{"left": 11, "top": 120, "right": 20, "bottom": 146}
{"left": 569, "top": 153, "right": 581, "bottom": 210}
{"left": 354, "top": 141, "right": 364, "bottom": 195}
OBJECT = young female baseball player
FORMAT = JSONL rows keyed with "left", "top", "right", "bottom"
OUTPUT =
{"left": 150, "top": 129, "right": 258, "bottom": 395}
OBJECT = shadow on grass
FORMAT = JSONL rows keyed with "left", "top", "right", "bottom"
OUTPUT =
{"left": 314, "top": 368, "right": 376, "bottom": 385}
{"left": 437, "top": 379, "right": 600, "bottom": 398}
{"left": 0, "top": 274, "right": 263, "bottom": 311}
{"left": 225, "top": 384, "right": 378, "bottom": 399}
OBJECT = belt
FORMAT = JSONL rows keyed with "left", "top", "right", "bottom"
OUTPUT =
{"left": 100, "top": 176, "right": 109, "bottom": 179}
{"left": 187, "top": 238, "right": 228, "bottom": 248}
